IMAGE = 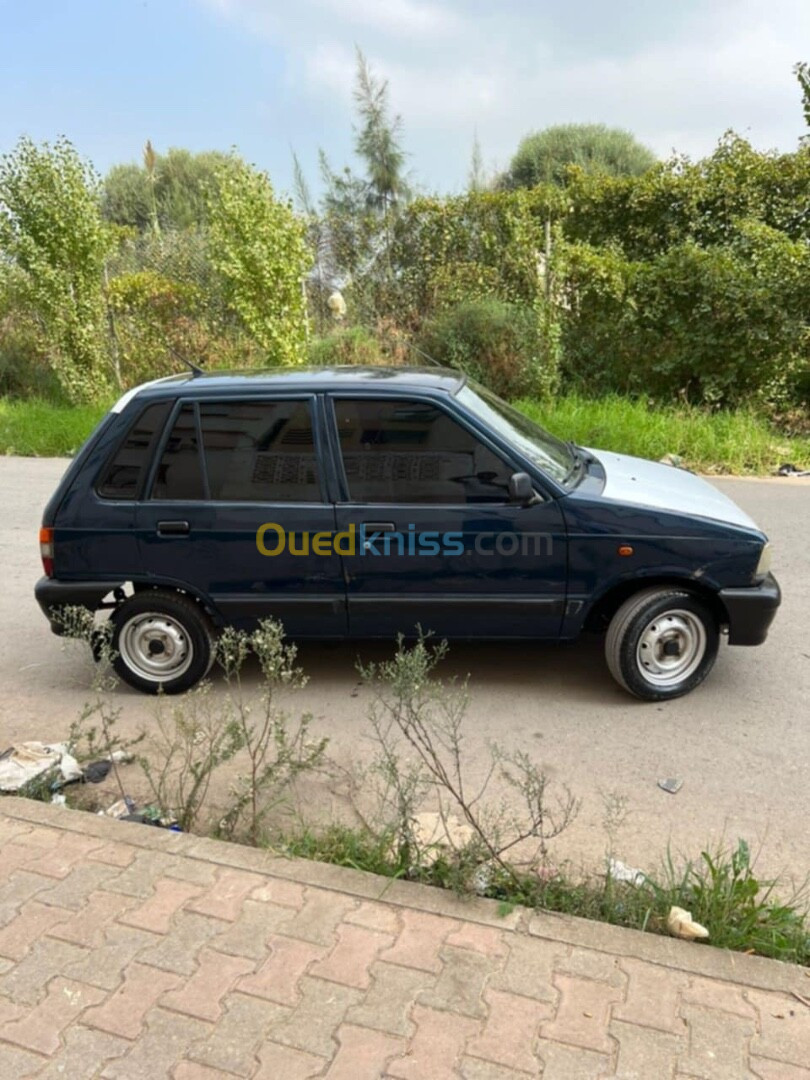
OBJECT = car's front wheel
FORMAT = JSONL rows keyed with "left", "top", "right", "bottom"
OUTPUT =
{"left": 605, "top": 588, "right": 719, "bottom": 701}
{"left": 111, "top": 590, "right": 215, "bottom": 694}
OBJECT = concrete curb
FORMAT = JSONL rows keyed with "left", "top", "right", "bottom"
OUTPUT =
{"left": 4, "top": 798, "right": 808, "bottom": 998}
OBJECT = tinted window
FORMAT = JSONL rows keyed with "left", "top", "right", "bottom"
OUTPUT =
{"left": 97, "top": 401, "right": 170, "bottom": 499}
{"left": 334, "top": 399, "right": 512, "bottom": 504}
{"left": 152, "top": 404, "right": 205, "bottom": 500}
{"left": 200, "top": 400, "right": 320, "bottom": 502}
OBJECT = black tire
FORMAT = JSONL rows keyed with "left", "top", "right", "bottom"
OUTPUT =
{"left": 605, "top": 588, "right": 719, "bottom": 701}
{"left": 111, "top": 590, "right": 215, "bottom": 695}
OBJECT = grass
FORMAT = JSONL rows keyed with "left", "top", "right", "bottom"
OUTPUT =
{"left": 282, "top": 825, "right": 405, "bottom": 878}
{"left": 515, "top": 393, "right": 810, "bottom": 475}
{"left": 2, "top": 390, "right": 809, "bottom": 475}
{"left": 0, "top": 398, "right": 109, "bottom": 457}
{"left": 281, "top": 830, "right": 810, "bottom": 966}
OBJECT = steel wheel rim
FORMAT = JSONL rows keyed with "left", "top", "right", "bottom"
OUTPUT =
{"left": 636, "top": 609, "right": 707, "bottom": 687}
{"left": 118, "top": 612, "right": 194, "bottom": 683}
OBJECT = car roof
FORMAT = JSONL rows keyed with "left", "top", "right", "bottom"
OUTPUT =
{"left": 112, "top": 365, "right": 465, "bottom": 412}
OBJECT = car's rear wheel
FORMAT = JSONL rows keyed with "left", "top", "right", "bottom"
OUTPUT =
{"left": 111, "top": 591, "right": 215, "bottom": 694}
{"left": 605, "top": 588, "right": 719, "bottom": 701}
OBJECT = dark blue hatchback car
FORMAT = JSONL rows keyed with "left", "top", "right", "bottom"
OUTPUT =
{"left": 35, "top": 367, "right": 780, "bottom": 700}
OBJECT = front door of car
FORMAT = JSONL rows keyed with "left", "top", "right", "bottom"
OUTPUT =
{"left": 135, "top": 395, "right": 347, "bottom": 637}
{"left": 327, "top": 395, "right": 568, "bottom": 639}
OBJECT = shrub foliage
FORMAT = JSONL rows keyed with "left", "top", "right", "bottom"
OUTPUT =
{"left": 0, "top": 125, "right": 809, "bottom": 415}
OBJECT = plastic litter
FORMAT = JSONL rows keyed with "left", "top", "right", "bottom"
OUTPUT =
{"left": 667, "top": 905, "right": 709, "bottom": 941}
{"left": 658, "top": 777, "right": 683, "bottom": 795}
{"left": 84, "top": 760, "right": 112, "bottom": 784}
{"left": 412, "top": 811, "right": 475, "bottom": 865}
{"left": 102, "top": 797, "right": 137, "bottom": 819}
{"left": 607, "top": 857, "right": 646, "bottom": 886}
{"left": 0, "top": 742, "right": 71, "bottom": 792}
{"left": 101, "top": 797, "right": 181, "bottom": 831}
{"left": 778, "top": 463, "right": 810, "bottom": 477}
{"left": 0, "top": 742, "right": 136, "bottom": 794}
{"left": 59, "top": 752, "right": 83, "bottom": 785}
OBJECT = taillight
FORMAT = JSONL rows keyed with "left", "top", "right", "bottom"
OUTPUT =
{"left": 39, "top": 527, "right": 54, "bottom": 577}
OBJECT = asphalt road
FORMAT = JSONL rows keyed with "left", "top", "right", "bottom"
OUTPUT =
{"left": 1, "top": 456, "right": 808, "bottom": 882}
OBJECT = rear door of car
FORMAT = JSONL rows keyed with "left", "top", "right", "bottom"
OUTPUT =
{"left": 56, "top": 400, "right": 172, "bottom": 583}
{"left": 134, "top": 393, "right": 347, "bottom": 637}
{"left": 325, "top": 392, "right": 568, "bottom": 639}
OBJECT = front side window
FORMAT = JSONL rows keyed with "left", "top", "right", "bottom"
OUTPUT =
{"left": 97, "top": 401, "right": 170, "bottom": 499}
{"left": 456, "top": 382, "right": 573, "bottom": 484}
{"left": 333, "top": 398, "right": 512, "bottom": 504}
{"left": 199, "top": 399, "right": 320, "bottom": 502}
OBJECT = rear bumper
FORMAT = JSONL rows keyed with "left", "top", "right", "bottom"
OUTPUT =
{"left": 719, "top": 572, "right": 781, "bottom": 646}
{"left": 34, "top": 577, "right": 118, "bottom": 635}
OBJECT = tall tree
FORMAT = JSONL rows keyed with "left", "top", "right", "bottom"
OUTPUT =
{"left": 308, "top": 48, "right": 410, "bottom": 309}
{"left": 102, "top": 146, "right": 231, "bottom": 231}
{"left": 502, "top": 123, "right": 657, "bottom": 189}
{"left": 143, "top": 139, "right": 160, "bottom": 236}
{"left": 353, "top": 48, "right": 409, "bottom": 214}
{"left": 207, "top": 155, "right": 312, "bottom": 364}
{"left": 795, "top": 62, "right": 810, "bottom": 133}
{"left": 468, "top": 131, "right": 486, "bottom": 192}
{"left": 0, "top": 136, "right": 111, "bottom": 401}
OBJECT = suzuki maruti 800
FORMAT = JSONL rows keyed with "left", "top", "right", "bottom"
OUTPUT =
{"left": 35, "top": 367, "right": 780, "bottom": 700}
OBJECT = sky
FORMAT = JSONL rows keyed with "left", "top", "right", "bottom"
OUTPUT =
{"left": 1, "top": 0, "right": 808, "bottom": 197}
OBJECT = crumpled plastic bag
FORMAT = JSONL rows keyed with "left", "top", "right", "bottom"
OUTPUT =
{"left": 0, "top": 742, "right": 78, "bottom": 792}
{"left": 607, "top": 857, "right": 647, "bottom": 886}
{"left": 667, "top": 905, "right": 709, "bottom": 941}
{"left": 0, "top": 744, "right": 135, "bottom": 793}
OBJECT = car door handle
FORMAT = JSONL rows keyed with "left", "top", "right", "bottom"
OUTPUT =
{"left": 361, "top": 521, "right": 396, "bottom": 552}
{"left": 156, "top": 520, "right": 190, "bottom": 537}
{"left": 363, "top": 522, "right": 396, "bottom": 532}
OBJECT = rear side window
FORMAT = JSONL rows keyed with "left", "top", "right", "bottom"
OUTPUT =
{"left": 152, "top": 404, "right": 205, "bottom": 500}
{"left": 199, "top": 400, "right": 321, "bottom": 502}
{"left": 97, "top": 401, "right": 170, "bottom": 499}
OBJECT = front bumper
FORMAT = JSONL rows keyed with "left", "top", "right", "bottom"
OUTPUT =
{"left": 34, "top": 577, "right": 118, "bottom": 635}
{"left": 719, "top": 572, "right": 781, "bottom": 646}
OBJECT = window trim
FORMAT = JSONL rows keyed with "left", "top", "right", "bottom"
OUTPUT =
{"left": 147, "top": 394, "right": 327, "bottom": 505}
{"left": 146, "top": 400, "right": 206, "bottom": 503}
{"left": 144, "top": 396, "right": 184, "bottom": 500}
{"left": 326, "top": 393, "right": 524, "bottom": 509}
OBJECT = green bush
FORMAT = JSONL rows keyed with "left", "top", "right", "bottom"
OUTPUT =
{"left": 0, "top": 279, "right": 65, "bottom": 401}
{"left": 308, "top": 326, "right": 382, "bottom": 367}
{"left": 387, "top": 189, "right": 561, "bottom": 327}
{"left": 502, "top": 123, "right": 657, "bottom": 190}
{"left": 0, "top": 325, "right": 63, "bottom": 401}
{"left": 565, "top": 135, "right": 810, "bottom": 259}
{"left": 418, "top": 297, "right": 556, "bottom": 399}
{"left": 560, "top": 224, "right": 810, "bottom": 407}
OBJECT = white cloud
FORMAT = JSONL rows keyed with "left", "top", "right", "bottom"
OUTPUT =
{"left": 198, "top": 0, "right": 810, "bottom": 188}
{"left": 314, "top": 0, "right": 460, "bottom": 38}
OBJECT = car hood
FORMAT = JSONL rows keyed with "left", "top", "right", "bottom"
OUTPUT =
{"left": 585, "top": 448, "right": 761, "bottom": 532}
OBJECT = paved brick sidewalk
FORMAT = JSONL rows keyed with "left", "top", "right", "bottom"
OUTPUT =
{"left": 0, "top": 802, "right": 808, "bottom": 1079}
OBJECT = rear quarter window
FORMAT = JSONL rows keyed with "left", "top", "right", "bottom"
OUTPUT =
{"left": 97, "top": 401, "right": 171, "bottom": 499}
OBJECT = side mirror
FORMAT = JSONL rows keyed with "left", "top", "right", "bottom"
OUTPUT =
{"left": 508, "top": 472, "right": 540, "bottom": 506}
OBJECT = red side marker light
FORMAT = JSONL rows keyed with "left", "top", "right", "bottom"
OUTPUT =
{"left": 617, "top": 544, "right": 634, "bottom": 557}
{"left": 39, "top": 527, "right": 54, "bottom": 577}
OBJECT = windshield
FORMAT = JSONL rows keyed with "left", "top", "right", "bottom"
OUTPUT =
{"left": 456, "top": 382, "right": 574, "bottom": 485}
